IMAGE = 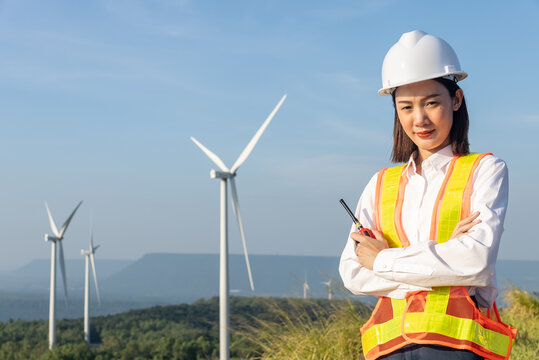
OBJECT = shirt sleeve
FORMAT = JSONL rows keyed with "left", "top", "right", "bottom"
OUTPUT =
{"left": 339, "top": 172, "right": 431, "bottom": 298}
{"left": 372, "top": 155, "right": 508, "bottom": 289}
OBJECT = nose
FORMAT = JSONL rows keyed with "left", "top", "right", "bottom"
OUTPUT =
{"left": 412, "top": 107, "right": 429, "bottom": 126}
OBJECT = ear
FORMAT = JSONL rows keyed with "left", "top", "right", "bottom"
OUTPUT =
{"left": 453, "top": 89, "right": 463, "bottom": 111}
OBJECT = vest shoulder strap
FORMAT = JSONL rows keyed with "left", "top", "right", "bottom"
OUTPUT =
{"left": 430, "top": 153, "right": 492, "bottom": 243}
{"left": 374, "top": 164, "right": 408, "bottom": 248}
{"left": 374, "top": 153, "right": 493, "bottom": 247}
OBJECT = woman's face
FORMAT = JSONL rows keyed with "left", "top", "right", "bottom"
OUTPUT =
{"left": 395, "top": 79, "right": 462, "bottom": 161}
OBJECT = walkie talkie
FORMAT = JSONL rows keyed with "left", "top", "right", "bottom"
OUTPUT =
{"left": 339, "top": 199, "right": 375, "bottom": 238}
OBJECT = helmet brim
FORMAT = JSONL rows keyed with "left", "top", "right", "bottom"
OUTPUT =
{"left": 378, "top": 71, "right": 468, "bottom": 96}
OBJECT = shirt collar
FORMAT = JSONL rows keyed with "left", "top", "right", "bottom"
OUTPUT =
{"left": 406, "top": 145, "right": 454, "bottom": 175}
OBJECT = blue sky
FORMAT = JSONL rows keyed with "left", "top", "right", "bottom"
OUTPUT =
{"left": 0, "top": 0, "right": 538, "bottom": 271}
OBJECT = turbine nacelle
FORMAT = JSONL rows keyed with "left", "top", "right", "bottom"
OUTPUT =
{"left": 81, "top": 244, "right": 100, "bottom": 256}
{"left": 210, "top": 169, "right": 234, "bottom": 179}
{"left": 45, "top": 234, "right": 61, "bottom": 242}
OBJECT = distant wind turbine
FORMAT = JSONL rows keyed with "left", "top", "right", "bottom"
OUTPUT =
{"left": 303, "top": 273, "right": 310, "bottom": 299}
{"left": 191, "top": 94, "right": 286, "bottom": 360}
{"left": 44, "top": 201, "right": 82, "bottom": 350}
{"left": 322, "top": 279, "right": 333, "bottom": 300}
{"left": 81, "top": 215, "right": 101, "bottom": 344}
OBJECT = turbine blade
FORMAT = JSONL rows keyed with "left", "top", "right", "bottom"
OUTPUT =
{"left": 45, "top": 202, "right": 60, "bottom": 238}
{"left": 58, "top": 241, "right": 69, "bottom": 309}
{"left": 229, "top": 177, "right": 255, "bottom": 292}
{"left": 59, "top": 201, "right": 83, "bottom": 238}
{"left": 93, "top": 244, "right": 100, "bottom": 252}
{"left": 190, "top": 137, "right": 230, "bottom": 172}
{"left": 90, "top": 253, "right": 101, "bottom": 305}
{"left": 230, "top": 94, "right": 287, "bottom": 174}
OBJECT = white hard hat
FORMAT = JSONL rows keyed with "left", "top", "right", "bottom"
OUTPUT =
{"left": 379, "top": 30, "right": 467, "bottom": 96}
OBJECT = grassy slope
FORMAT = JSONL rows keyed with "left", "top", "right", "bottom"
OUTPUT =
{"left": 0, "top": 289, "right": 536, "bottom": 359}
{"left": 246, "top": 288, "right": 539, "bottom": 360}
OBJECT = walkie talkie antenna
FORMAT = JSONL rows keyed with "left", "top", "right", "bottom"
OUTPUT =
{"left": 339, "top": 199, "right": 375, "bottom": 238}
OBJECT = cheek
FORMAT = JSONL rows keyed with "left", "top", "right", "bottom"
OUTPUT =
{"left": 398, "top": 114, "right": 413, "bottom": 135}
{"left": 440, "top": 111, "right": 453, "bottom": 132}
{"left": 431, "top": 108, "right": 453, "bottom": 132}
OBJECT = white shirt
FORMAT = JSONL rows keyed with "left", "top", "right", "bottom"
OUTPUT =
{"left": 339, "top": 145, "right": 508, "bottom": 308}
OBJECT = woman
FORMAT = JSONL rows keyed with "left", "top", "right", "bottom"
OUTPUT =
{"left": 339, "top": 30, "right": 516, "bottom": 360}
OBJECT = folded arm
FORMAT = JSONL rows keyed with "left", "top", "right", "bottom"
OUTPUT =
{"left": 372, "top": 156, "right": 508, "bottom": 288}
{"left": 339, "top": 173, "right": 430, "bottom": 298}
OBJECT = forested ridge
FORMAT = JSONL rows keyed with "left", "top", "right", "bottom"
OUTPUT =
{"left": 0, "top": 296, "right": 370, "bottom": 359}
{"left": 1, "top": 289, "right": 537, "bottom": 359}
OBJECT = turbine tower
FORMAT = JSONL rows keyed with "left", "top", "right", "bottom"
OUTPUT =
{"left": 44, "top": 201, "right": 82, "bottom": 350}
{"left": 81, "top": 215, "right": 101, "bottom": 344}
{"left": 303, "top": 273, "right": 310, "bottom": 299}
{"left": 322, "top": 279, "right": 333, "bottom": 300}
{"left": 191, "top": 94, "right": 286, "bottom": 360}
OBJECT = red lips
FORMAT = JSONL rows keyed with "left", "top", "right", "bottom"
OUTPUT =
{"left": 416, "top": 129, "right": 434, "bottom": 138}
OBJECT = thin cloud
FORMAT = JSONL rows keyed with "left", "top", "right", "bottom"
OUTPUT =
{"left": 317, "top": 71, "right": 364, "bottom": 89}
{"left": 307, "top": 0, "right": 396, "bottom": 21}
{"left": 98, "top": 0, "right": 199, "bottom": 39}
{"left": 267, "top": 153, "right": 387, "bottom": 195}
{"left": 521, "top": 114, "right": 539, "bottom": 123}
{"left": 318, "top": 114, "right": 392, "bottom": 145}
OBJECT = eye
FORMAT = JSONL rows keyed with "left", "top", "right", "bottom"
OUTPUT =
{"left": 426, "top": 101, "right": 438, "bottom": 107}
{"left": 400, "top": 105, "right": 412, "bottom": 111}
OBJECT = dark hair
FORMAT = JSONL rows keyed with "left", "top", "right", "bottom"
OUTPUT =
{"left": 390, "top": 77, "right": 470, "bottom": 163}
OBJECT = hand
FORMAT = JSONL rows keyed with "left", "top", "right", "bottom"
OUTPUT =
{"left": 450, "top": 211, "right": 481, "bottom": 239}
{"left": 350, "top": 229, "right": 388, "bottom": 270}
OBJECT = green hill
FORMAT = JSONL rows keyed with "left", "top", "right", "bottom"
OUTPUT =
{"left": 1, "top": 289, "right": 536, "bottom": 359}
{"left": 0, "top": 296, "right": 370, "bottom": 360}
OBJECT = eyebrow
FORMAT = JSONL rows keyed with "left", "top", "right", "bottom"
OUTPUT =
{"left": 396, "top": 93, "right": 441, "bottom": 103}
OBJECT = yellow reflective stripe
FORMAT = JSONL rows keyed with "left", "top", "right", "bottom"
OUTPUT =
{"left": 380, "top": 165, "right": 406, "bottom": 248}
{"left": 424, "top": 287, "right": 450, "bottom": 314}
{"left": 362, "top": 316, "right": 403, "bottom": 354}
{"left": 403, "top": 312, "right": 510, "bottom": 357}
{"left": 361, "top": 298, "right": 408, "bottom": 354}
{"left": 436, "top": 154, "right": 481, "bottom": 243}
{"left": 391, "top": 297, "right": 406, "bottom": 316}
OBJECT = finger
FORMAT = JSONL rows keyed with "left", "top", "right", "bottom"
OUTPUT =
{"left": 359, "top": 235, "right": 388, "bottom": 253}
{"left": 350, "top": 232, "right": 363, "bottom": 243}
{"left": 459, "top": 219, "right": 482, "bottom": 233}
{"left": 352, "top": 231, "right": 377, "bottom": 244}
{"left": 358, "top": 236, "right": 377, "bottom": 250}
{"left": 457, "top": 212, "right": 480, "bottom": 226}
{"left": 463, "top": 211, "right": 481, "bottom": 223}
{"left": 457, "top": 223, "right": 475, "bottom": 234}
{"left": 369, "top": 230, "right": 389, "bottom": 249}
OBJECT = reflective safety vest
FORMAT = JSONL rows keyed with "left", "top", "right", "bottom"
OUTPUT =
{"left": 360, "top": 153, "right": 517, "bottom": 360}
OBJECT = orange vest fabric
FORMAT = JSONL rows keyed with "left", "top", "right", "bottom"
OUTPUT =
{"left": 360, "top": 153, "right": 517, "bottom": 360}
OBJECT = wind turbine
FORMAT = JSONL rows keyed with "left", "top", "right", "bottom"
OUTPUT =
{"left": 322, "top": 279, "right": 333, "bottom": 300}
{"left": 191, "top": 94, "right": 286, "bottom": 360}
{"left": 81, "top": 215, "right": 101, "bottom": 344}
{"left": 44, "top": 200, "right": 82, "bottom": 350}
{"left": 303, "top": 273, "right": 310, "bottom": 299}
